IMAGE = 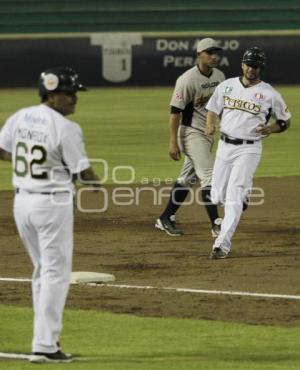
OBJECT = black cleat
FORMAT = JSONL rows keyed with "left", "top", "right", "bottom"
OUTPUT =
{"left": 155, "top": 217, "right": 183, "bottom": 236}
{"left": 30, "top": 350, "right": 73, "bottom": 363}
{"left": 210, "top": 247, "right": 228, "bottom": 259}
{"left": 243, "top": 196, "right": 249, "bottom": 212}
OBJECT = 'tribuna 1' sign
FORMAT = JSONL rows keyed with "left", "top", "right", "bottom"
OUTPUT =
{"left": 90, "top": 33, "right": 142, "bottom": 83}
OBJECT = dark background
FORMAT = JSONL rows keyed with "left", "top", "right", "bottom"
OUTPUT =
{"left": 0, "top": 34, "right": 298, "bottom": 87}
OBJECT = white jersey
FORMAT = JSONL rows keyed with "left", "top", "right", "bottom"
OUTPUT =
{"left": 170, "top": 65, "right": 225, "bottom": 131}
{"left": 0, "top": 104, "right": 90, "bottom": 192}
{"left": 206, "top": 77, "right": 291, "bottom": 140}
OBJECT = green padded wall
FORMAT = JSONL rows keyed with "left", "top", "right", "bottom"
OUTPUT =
{"left": 0, "top": 0, "right": 299, "bottom": 33}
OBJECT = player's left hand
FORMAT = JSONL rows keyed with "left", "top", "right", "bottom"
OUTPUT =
{"left": 256, "top": 124, "right": 272, "bottom": 136}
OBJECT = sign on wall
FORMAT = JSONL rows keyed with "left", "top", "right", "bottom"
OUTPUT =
{"left": 0, "top": 33, "right": 297, "bottom": 87}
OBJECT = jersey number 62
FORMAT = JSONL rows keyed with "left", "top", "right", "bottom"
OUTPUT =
{"left": 14, "top": 141, "right": 48, "bottom": 179}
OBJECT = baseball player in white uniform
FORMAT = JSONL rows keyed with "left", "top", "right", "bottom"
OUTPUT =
{"left": 0, "top": 67, "right": 100, "bottom": 362}
{"left": 205, "top": 47, "right": 291, "bottom": 259}
{"left": 155, "top": 38, "right": 225, "bottom": 237}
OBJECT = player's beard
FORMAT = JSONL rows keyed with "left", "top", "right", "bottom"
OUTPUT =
{"left": 245, "top": 70, "right": 260, "bottom": 83}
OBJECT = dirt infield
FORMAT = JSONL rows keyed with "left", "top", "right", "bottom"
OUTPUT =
{"left": 1, "top": 177, "right": 300, "bottom": 326}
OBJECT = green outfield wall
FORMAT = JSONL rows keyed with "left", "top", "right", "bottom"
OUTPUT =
{"left": 0, "top": 1, "right": 299, "bottom": 86}
{"left": 0, "top": 0, "right": 299, "bottom": 33}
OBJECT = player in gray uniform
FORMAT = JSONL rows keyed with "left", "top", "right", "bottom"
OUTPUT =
{"left": 155, "top": 38, "right": 225, "bottom": 236}
{"left": 205, "top": 47, "right": 291, "bottom": 259}
{"left": 0, "top": 67, "right": 100, "bottom": 362}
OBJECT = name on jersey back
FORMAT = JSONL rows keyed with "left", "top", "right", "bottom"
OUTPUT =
{"left": 16, "top": 113, "right": 49, "bottom": 143}
{"left": 17, "top": 128, "right": 48, "bottom": 144}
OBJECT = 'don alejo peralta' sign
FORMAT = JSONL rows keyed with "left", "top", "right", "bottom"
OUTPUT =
{"left": 0, "top": 33, "right": 298, "bottom": 87}
{"left": 154, "top": 38, "right": 237, "bottom": 69}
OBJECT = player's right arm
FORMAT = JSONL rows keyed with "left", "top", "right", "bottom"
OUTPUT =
{"left": 169, "top": 74, "right": 191, "bottom": 161}
{"left": 205, "top": 111, "right": 219, "bottom": 136}
{"left": 169, "top": 112, "right": 181, "bottom": 161}
{"left": 0, "top": 148, "right": 11, "bottom": 161}
{"left": 205, "top": 82, "right": 224, "bottom": 136}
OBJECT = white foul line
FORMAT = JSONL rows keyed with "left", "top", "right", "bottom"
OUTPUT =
{"left": 1, "top": 277, "right": 300, "bottom": 301}
{"left": 89, "top": 283, "right": 300, "bottom": 301}
{"left": 0, "top": 351, "right": 90, "bottom": 362}
{"left": 0, "top": 277, "right": 31, "bottom": 282}
{"left": 0, "top": 352, "right": 31, "bottom": 360}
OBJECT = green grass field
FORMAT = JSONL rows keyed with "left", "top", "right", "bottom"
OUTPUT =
{"left": 0, "top": 86, "right": 299, "bottom": 190}
{"left": 0, "top": 87, "right": 299, "bottom": 368}
{"left": 1, "top": 305, "right": 300, "bottom": 370}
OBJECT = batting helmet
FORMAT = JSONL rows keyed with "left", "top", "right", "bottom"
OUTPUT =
{"left": 38, "top": 66, "right": 87, "bottom": 99}
{"left": 242, "top": 47, "right": 266, "bottom": 69}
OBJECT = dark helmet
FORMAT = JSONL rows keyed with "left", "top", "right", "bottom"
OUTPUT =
{"left": 38, "top": 66, "right": 87, "bottom": 99}
{"left": 242, "top": 47, "right": 266, "bottom": 69}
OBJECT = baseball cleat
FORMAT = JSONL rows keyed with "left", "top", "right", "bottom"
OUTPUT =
{"left": 211, "top": 217, "right": 222, "bottom": 238}
{"left": 210, "top": 247, "right": 229, "bottom": 259}
{"left": 155, "top": 217, "right": 183, "bottom": 236}
{"left": 29, "top": 350, "right": 73, "bottom": 363}
{"left": 56, "top": 341, "right": 72, "bottom": 357}
{"left": 243, "top": 196, "right": 249, "bottom": 212}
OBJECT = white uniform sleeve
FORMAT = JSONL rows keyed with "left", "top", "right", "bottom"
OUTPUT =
{"left": 271, "top": 91, "right": 292, "bottom": 121}
{"left": 61, "top": 123, "right": 90, "bottom": 174}
{"left": 0, "top": 117, "right": 13, "bottom": 152}
{"left": 170, "top": 75, "right": 193, "bottom": 110}
{"left": 206, "top": 83, "right": 224, "bottom": 115}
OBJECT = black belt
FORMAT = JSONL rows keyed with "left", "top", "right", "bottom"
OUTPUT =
{"left": 16, "top": 188, "right": 70, "bottom": 195}
{"left": 220, "top": 134, "right": 255, "bottom": 145}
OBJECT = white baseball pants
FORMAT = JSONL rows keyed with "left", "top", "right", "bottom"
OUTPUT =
{"left": 211, "top": 140, "right": 262, "bottom": 253}
{"left": 14, "top": 192, "right": 73, "bottom": 353}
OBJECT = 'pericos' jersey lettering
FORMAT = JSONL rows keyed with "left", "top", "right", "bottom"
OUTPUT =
{"left": 206, "top": 77, "right": 291, "bottom": 140}
{"left": 223, "top": 96, "right": 261, "bottom": 114}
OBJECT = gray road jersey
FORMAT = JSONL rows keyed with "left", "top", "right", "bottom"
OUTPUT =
{"left": 170, "top": 65, "right": 225, "bottom": 131}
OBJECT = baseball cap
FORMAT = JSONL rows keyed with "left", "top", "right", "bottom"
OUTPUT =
{"left": 197, "top": 38, "right": 223, "bottom": 53}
